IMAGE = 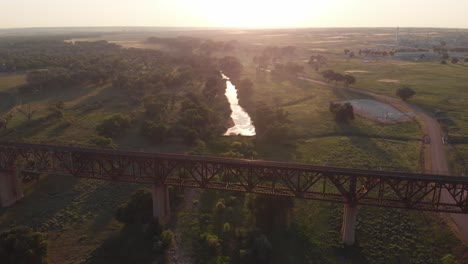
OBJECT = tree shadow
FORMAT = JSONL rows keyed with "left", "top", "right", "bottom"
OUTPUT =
{"left": 17, "top": 84, "right": 108, "bottom": 106}
{"left": 71, "top": 85, "right": 123, "bottom": 114}
{"left": 78, "top": 181, "right": 140, "bottom": 236}
{"left": 45, "top": 120, "right": 71, "bottom": 138}
{"left": 341, "top": 122, "right": 412, "bottom": 171}
{"left": 0, "top": 92, "right": 16, "bottom": 112}
{"left": 0, "top": 174, "right": 80, "bottom": 230}
{"left": 84, "top": 224, "right": 166, "bottom": 264}
{"left": 256, "top": 140, "right": 298, "bottom": 162}
{"left": 0, "top": 116, "right": 57, "bottom": 140}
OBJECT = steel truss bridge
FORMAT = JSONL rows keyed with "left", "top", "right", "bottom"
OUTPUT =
{"left": 0, "top": 142, "right": 468, "bottom": 214}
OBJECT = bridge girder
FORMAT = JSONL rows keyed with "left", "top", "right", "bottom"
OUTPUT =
{"left": 1, "top": 142, "right": 468, "bottom": 214}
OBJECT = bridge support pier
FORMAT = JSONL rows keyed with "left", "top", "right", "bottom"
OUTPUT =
{"left": 152, "top": 184, "right": 170, "bottom": 225}
{"left": 341, "top": 204, "right": 358, "bottom": 245}
{"left": 0, "top": 167, "right": 23, "bottom": 208}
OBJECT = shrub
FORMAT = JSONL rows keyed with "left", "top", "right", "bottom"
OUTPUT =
{"left": 223, "top": 223, "right": 231, "bottom": 233}
{"left": 0, "top": 227, "right": 48, "bottom": 264}
{"left": 89, "top": 135, "right": 116, "bottom": 149}
{"left": 161, "top": 230, "right": 174, "bottom": 248}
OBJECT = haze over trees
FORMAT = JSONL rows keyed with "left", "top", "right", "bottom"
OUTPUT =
{"left": 253, "top": 104, "right": 293, "bottom": 142}
{"left": 271, "top": 62, "right": 304, "bottom": 82}
{"left": 0, "top": 37, "right": 237, "bottom": 149}
{"left": 220, "top": 56, "right": 243, "bottom": 80}
{"left": 1, "top": 28, "right": 466, "bottom": 264}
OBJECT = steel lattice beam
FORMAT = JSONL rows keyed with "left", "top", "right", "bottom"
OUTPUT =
{"left": 1, "top": 142, "right": 468, "bottom": 214}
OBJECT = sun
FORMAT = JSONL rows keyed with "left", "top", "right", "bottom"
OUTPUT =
{"left": 194, "top": 0, "right": 333, "bottom": 28}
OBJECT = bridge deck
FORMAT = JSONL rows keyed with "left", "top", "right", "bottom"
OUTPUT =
{"left": 1, "top": 141, "right": 468, "bottom": 214}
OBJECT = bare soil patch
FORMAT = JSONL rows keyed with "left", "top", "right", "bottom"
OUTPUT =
{"left": 345, "top": 70, "right": 370, "bottom": 74}
{"left": 378, "top": 79, "right": 401, "bottom": 83}
{"left": 308, "top": 48, "right": 328, "bottom": 52}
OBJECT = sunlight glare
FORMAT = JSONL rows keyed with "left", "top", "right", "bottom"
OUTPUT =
{"left": 193, "top": 0, "right": 333, "bottom": 28}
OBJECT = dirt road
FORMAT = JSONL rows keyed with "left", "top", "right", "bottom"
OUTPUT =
{"left": 299, "top": 76, "right": 468, "bottom": 244}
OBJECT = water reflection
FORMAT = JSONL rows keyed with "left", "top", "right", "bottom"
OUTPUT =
{"left": 223, "top": 74, "right": 256, "bottom": 136}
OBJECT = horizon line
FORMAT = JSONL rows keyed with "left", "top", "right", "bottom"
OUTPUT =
{"left": 2, "top": 25, "right": 468, "bottom": 31}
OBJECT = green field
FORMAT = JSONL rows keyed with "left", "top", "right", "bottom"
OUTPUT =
{"left": 1, "top": 28, "right": 467, "bottom": 263}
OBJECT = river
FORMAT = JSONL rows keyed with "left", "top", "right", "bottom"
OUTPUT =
{"left": 222, "top": 74, "right": 256, "bottom": 136}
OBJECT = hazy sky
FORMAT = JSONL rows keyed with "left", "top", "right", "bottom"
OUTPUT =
{"left": 2, "top": 0, "right": 468, "bottom": 29}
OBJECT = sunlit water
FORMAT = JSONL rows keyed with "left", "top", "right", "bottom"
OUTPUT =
{"left": 223, "top": 74, "right": 256, "bottom": 136}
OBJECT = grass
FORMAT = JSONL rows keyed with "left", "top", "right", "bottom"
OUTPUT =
{"left": 0, "top": 74, "right": 26, "bottom": 113}
{"left": 0, "top": 79, "right": 185, "bottom": 262}
{"left": 235, "top": 57, "right": 467, "bottom": 263}
{"left": 294, "top": 137, "right": 421, "bottom": 170}
{"left": 283, "top": 199, "right": 463, "bottom": 264}
{"left": 449, "top": 144, "right": 468, "bottom": 175}
{"left": 1, "top": 29, "right": 467, "bottom": 263}
{"left": 0, "top": 174, "right": 150, "bottom": 263}
{"left": 0, "top": 74, "right": 26, "bottom": 92}
{"left": 244, "top": 66, "right": 421, "bottom": 142}
{"left": 303, "top": 53, "right": 468, "bottom": 139}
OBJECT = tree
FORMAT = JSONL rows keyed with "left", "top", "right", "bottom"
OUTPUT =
{"left": 219, "top": 56, "right": 243, "bottom": 80}
{"left": 0, "top": 227, "right": 48, "bottom": 264}
{"left": 271, "top": 63, "right": 304, "bottom": 80}
{"left": 329, "top": 102, "right": 355, "bottom": 123}
{"left": 236, "top": 78, "right": 254, "bottom": 107}
{"left": 251, "top": 234, "right": 272, "bottom": 264}
{"left": 281, "top": 46, "right": 296, "bottom": 58}
{"left": 253, "top": 104, "right": 292, "bottom": 142}
{"left": 0, "top": 114, "right": 14, "bottom": 130}
{"left": 451, "top": 57, "right": 459, "bottom": 64}
{"left": 321, "top": 70, "right": 335, "bottom": 82}
{"left": 202, "top": 76, "right": 226, "bottom": 100}
{"left": 251, "top": 195, "right": 294, "bottom": 233}
{"left": 332, "top": 72, "right": 344, "bottom": 84}
{"left": 442, "top": 53, "right": 450, "bottom": 60}
{"left": 343, "top": 75, "right": 356, "bottom": 87}
{"left": 144, "top": 95, "right": 170, "bottom": 121}
{"left": 115, "top": 190, "right": 154, "bottom": 224}
{"left": 396, "top": 86, "right": 416, "bottom": 101}
{"left": 17, "top": 104, "right": 36, "bottom": 121}
{"left": 236, "top": 78, "right": 253, "bottom": 95}
{"left": 96, "top": 114, "right": 131, "bottom": 138}
{"left": 140, "top": 121, "right": 170, "bottom": 143}
{"left": 309, "top": 54, "right": 327, "bottom": 66}
{"left": 181, "top": 127, "right": 199, "bottom": 146}
{"left": 47, "top": 101, "right": 65, "bottom": 118}
{"left": 89, "top": 135, "right": 116, "bottom": 149}
{"left": 441, "top": 254, "right": 458, "bottom": 264}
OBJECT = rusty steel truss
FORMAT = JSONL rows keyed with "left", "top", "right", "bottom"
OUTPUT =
{"left": 1, "top": 142, "right": 468, "bottom": 214}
